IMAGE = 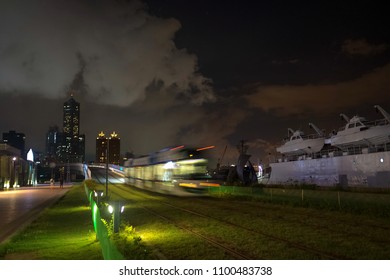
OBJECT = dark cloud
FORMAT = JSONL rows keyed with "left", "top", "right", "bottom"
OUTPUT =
{"left": 1, "top": 0, "right": 390, "bottom": 166}
{"left": 246, "top": 63, "right": 390, "bottom": 116}
{"left": 342, "top": 38, "right": 388, "bottom": 56}
{"left": 0, "top": 0, "right": 214, "bottom": 106}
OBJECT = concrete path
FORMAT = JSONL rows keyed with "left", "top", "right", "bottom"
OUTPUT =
{"left": 0, "top": 185, "right": 71, "bottom": 244}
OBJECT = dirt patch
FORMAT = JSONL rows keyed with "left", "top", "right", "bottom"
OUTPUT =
{"left": 4, "top": 251, "right": 40, "bottom": 260}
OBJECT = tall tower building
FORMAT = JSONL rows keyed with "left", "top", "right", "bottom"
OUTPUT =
{"left": 108, "top": 131, "right": 120, "bottom": 165}
{"left": 45, "top": 126, "right": 60, "bottom": 162}
{"left": 63, "top": 93, "right": 80, "bottom": 139}
{"left": 95, "top": 131, "right": 120, "bottom": 165}
{"left": 58, "top": 93, "right": 85, "bottom": 163}
{"left": 96, "top": 131, "right": 107, "bottom": 164}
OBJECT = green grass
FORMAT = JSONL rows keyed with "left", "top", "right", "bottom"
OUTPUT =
{"left": 109, "top": 184, "right": 390, "bottom": 259}
{"left": 209, "top": 185, "right": 390, "bottom": 218}
{"left": 0, "top": 184, "right": 103, "bottom": 260}
{"left": 13, "top": 181, "right": 386, "bottom": 260}
{"left": 84, "top": 180, "right": 150, "bottom": 260}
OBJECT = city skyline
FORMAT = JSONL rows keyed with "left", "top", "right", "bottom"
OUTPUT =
{"left": 1, "top": 0, "right": 390, "bottom": 165}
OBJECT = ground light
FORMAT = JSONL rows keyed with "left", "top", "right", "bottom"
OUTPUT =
{"left": 107, "top": 201, "right": 125, "bottom": 233}
{"left": 93, "top": 190, "right": 104, "bottom": 206}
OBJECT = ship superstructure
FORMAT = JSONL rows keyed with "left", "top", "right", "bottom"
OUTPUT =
{"left": 266, "top": 105, "right": 390, "bottom": 188}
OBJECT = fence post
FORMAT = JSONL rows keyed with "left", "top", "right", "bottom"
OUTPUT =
{"left": 338, "top": 191, "right": 341, "bottom": 209}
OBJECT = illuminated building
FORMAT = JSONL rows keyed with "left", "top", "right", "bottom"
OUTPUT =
{"left": 96, "top": 131, "right": 107, "bottom": 164}
{"left": 95, "top": 131, "right": 120, "bottom": 165}
{"left": 109, "top": 131, "right": 120, "bottom": 165}
{"left": 45, "top": 125, "right": 60, "bottom": 162}
{"left": 57, "top": 93, "right": 85, "bottom": 163}
{"left": 0, "top": 143, "right": 36, "bottom": 188}
{"left": 2, "top": 130, "right": 26, "bottom": 159}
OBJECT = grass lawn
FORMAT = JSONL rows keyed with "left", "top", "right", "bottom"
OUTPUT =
{"left": 0, "top": 184, "right": 103, "bottom": 260}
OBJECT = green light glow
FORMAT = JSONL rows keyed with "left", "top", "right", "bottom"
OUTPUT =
{"left": 92, "top": 201, "right": 98, "bottom": 232}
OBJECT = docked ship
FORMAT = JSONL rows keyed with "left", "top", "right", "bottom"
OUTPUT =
{"left": 276, "top": 123, "right": 325, "bottom": 155}
{"left": 265, "top": 105, "right": 390, "bottom": 188}
{"left": 326, "top": 105, "right": 390, "bottom": 149}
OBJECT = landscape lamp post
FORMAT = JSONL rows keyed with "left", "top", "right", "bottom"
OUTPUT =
{"left": 94, "top": 190, "right": 104, "bottom": 206}
{"left": 108, "top": 201, "right": 125, "bottom": 233}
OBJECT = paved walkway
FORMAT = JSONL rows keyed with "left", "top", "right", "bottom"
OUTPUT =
{"left": 0, "top": 184, "right": 71, "bottom": 244}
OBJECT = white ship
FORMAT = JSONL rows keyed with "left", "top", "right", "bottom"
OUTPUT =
{"left": 265, "top": 105, "right": 390, "bottom": 188}
{"left": 326, "top": 105, "right": 390, "bottom": 149}
{"left": 276, "top": 123, "right": 325, "bottom": 156}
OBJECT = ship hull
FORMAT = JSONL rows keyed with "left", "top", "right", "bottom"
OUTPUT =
{"left": 267, "top": 150, "right": 390, "bottom": 188}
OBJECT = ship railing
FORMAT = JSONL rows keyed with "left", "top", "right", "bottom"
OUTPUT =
{"left": 364, "top": 118, "right": 389, "bottom": 126}
{"left": 336, "top": 118, "right": 389, "bottom": 132}
{"left": 281, "top": 133, "right": 323, "bottom": 143}
{"left": 274, "top": 142, "right": 390, "bottom": 163}
{"left": 300, "top": 133, "right": 324, "bottom": 140}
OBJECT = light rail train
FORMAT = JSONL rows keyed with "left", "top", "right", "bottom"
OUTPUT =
{"left": 123, "top": 146, "right": 220, "bottom": 195}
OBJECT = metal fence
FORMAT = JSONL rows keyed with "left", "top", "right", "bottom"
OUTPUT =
{"left": 209, "top": 185, "right": 390, "bottom": 217}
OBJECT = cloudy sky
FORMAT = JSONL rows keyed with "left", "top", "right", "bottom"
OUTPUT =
{"left": 1, "top": 0, "right": 390, "bottom": 165}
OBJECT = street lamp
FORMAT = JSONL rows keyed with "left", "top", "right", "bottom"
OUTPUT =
{"left": 106, "top": 138, "right": 109, "bottom": 196}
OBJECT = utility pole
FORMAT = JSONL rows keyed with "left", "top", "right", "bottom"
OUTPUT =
{"left": 105, "top": 138, "right": 109, "bottom": 196}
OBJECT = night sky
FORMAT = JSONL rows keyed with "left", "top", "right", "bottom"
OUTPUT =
{"left": 1, "top": 0, "right": 390, "bottom": 165}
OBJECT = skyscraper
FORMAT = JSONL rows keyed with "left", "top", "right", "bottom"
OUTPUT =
{"left": 45, "top": 125, "right": 60, "bottom": 162}
{"left": 96, "top": 131, "right": 107, "bottom": 164}
{"left": 95, "top": 131, "right": 120, "bottom": 165}
{"left": 58, "top": 93, "right": 85, "bottom": 163}
{"left": 108, "top": 131, "right": 120, "bottom": 165}
{"left": 63, "top": 93, "right": 80, "bottom": 138}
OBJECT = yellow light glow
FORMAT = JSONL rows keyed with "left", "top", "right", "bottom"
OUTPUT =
{"left": 199, "top": 182, "right": 220, "bottom": 187}
{"left": 179, "top": 183, "right": 197, "bottom": 188}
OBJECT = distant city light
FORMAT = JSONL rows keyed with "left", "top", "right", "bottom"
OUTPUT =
{"left": 27, "top": 149, "right": 34, "bottom": 162}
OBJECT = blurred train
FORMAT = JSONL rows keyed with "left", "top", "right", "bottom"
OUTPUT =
{"left": 123, "top": 145, "right": 221, "bottom": 195}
